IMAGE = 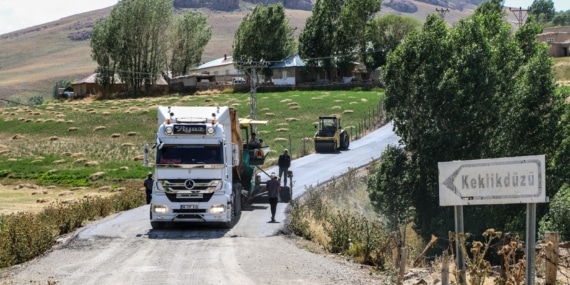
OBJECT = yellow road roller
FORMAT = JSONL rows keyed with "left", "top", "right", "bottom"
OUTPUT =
{"left": 314, "top": 116, "right": 350, "bottom": 153}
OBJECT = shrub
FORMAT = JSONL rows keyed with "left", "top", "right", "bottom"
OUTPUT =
{"left": 287, "top": 167, "right": 390, "bottom": 269}
{"left": 539, "top": 184, "right": 570, "bottom": 240}
{"left": 28, "top": 96, "right": 44, "bottom": 106}
{"left": 0, "top": 187, "right": 145, "bottom": 268}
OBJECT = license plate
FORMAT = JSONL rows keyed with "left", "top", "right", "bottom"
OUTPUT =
{"left": 181, "top": 204, "right": 198, "bottom": 210}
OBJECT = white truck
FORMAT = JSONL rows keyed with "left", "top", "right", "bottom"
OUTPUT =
{"left": 148, "top": 106, "right": 269, "bottom": 229}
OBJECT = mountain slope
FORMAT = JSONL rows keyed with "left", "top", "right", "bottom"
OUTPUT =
{"left": 0, "top": 3, "right": 476, "bottom": 100}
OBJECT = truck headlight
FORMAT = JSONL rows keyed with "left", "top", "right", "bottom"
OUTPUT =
{"left": 152, "top": 205, "right": 169, "bottom": 214}
{"left": 165, "top": 126, "right": 173, "bottom": 135}
{"left": 209, "top": 204, "right": 226, "bottom": 214}
{"left": 207, "top": 127, "right": 215, "bottom": 134}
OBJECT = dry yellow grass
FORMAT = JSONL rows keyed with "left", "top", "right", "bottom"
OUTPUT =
{"left": 0, "top": 183, "right": 117, "bottom": 215}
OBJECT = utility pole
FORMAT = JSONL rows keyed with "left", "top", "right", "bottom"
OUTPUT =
{"left": 509, "top": 7, "right": 529, "bottom": 26}
{"left": 436, "top": 8, "right": 450, "bottom": 19}
{"left": 236, "top": 59, "right": 270, "bottom": 132}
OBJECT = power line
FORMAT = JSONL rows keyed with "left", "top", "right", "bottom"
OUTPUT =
{"left": 436, "top": 8, "right": 450, "bottom": 19}
{"left": 509, "top": 7, "right": 529, "bottom": 27}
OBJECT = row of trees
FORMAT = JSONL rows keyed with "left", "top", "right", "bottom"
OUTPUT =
{"left": 89, "top": 0, "right": 570, "bottom": 98}
{"left": 528, "top": 0, "right": 570, "bottom": 26}
{"left": 232, "top": 1, "right": 420, "bottom": 81}
{"left": 90, "top": 0, "right": 211, "bottom": 96}
{"left": 91, "top": 0, "right": 422, "bottom": 94}
{"left": 368, "top": 0, "right": 570, "bottom": 246}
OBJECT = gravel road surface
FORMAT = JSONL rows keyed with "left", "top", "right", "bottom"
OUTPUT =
{"left": 1, "top": 123, "right": 400, "bottom": 285}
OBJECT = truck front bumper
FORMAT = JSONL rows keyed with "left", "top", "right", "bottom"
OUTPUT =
{"left": 150, "top": 194, "right": 230, "bottom": 223}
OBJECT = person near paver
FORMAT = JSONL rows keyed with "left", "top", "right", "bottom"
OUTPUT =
{"left": 143, "top": 172, "right": 154, "bottom": 204}
{"left": 249, "top": 132, "right": 261, "bottom": 148}
{"left": 266, "top": 172, "right": 280, "bottom": 222}
{"left": 278, "top": 149, "right": 291, "bottom": 186}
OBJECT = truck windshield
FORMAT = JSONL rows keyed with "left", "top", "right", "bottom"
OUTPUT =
{"left": 157, "top": 144, "right": 223, "bottom": 164}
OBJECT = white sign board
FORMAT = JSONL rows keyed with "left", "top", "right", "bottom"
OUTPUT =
{"left": 438, "top": 155, "right": 546, "bottom": 206}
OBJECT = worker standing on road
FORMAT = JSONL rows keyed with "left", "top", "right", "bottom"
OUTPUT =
{"left": 278, "top": 149, "right": 291, "bottom": 187}
{"left": 266, "top": 172, "right": 280, "bottom": 222}
{"left": 143, "top": 172, "right": 154, "bottom": 204}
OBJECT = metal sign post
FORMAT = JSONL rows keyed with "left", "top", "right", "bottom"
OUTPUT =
{"left": 438, "top": 155, "right": 546, "bottom": 285}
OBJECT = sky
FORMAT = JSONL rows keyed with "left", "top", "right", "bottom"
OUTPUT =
{"left": 503, "top": 0, "right": 569, "bottom": 11}
{"left": 0, "top": 0, "right": 569, "bottom": 35}
{"left": 0, "top": 0, "right": 119, "bottom": 35}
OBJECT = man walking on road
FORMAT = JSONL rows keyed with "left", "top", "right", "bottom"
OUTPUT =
{"left": 266, "top": 172, "right": 280, "bottom": 222}
{"left": 278, "top": 149, "right": 291, "bottom": 187}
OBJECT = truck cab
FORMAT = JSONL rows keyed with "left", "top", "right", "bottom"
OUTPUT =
{"left": 148, "top": 106, "right": 270, "bottom": 229}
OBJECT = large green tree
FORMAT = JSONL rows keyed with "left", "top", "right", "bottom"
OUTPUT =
{"left": 232, "top": 3, "right": 296, "bottom": 79}
{"left": 335, "top": 0, "right": 381, "bottom": 76}
{"left": 169, "top": 11, "right": 212, "bottom": 77}
{"left": 529, "top": 0, "right": 555, "bottom": 23}
{"left": 552, "top": 10, "right": 570, "bottom": 26}
{"left": 298, "top": 0, "right": 380, "bottom": 79}
{"left": 364, "top": 14, "right": 421, "bottom": 72}
{"left": 298, "top": 0, "right": 343, "bottom": 80}
{"left": 374, "top": 0, "right": 567, "bottom": 241}
{"left": 91, "top": 0, "right": 172, "bottom": 95}
{"left": 91, "top": 16, "right": 121, "bottom": 96}
{"left": 367, "top": 145, "right": 414, "bottom": 238}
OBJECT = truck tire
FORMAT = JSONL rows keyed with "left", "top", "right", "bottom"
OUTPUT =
{"left": 341, "top": 133, "right": 350, "bottom": 150}
{"left": 280, "top": 186, "right": 292, "bottom": 203}
{"left": 234, "top": 191, "right": 241, "bottom": 217}
{"left": 150, "top": 209, "right": 166, "bottom": 229}
{"left": 151, "top": 221, "right": 165, "bottom": 229}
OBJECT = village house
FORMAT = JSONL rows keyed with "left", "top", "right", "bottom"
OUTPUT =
{"left": 169, "top": 55, "right": 246, "bottom": 90}
{"left": 270, "top": 54, "right": 306, "bottom": 86}
{"left": 537, "top": 26, "right": 570, "bottom": 57}
{"left": 71, "top": 73, "right": 168, "bottom": 97}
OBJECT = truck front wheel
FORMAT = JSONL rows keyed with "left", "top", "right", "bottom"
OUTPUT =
{"left": 151, "top": 221, "right": 165, "bottom": 229}
{"left": 234, "top": 191, "right": 242, "bottom": 217}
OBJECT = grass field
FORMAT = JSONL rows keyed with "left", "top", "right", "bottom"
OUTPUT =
{"left": 0, "top": 89, "right": 385, "bottom": 213}
{"left": 554, "top": 56, "right": 570, "bottom": 85}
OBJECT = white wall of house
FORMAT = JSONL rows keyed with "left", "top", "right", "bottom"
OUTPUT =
{"left": 272, "top": 69, "right": 295, "bottom": 86}
{"left": 193, "top": 64, "right": 239, "bottom": 76}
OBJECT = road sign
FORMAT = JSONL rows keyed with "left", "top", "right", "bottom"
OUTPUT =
{"left": 438, "top": 155, "right": 546, "bottom": 206}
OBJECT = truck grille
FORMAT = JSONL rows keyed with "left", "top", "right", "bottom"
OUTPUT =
{"left": 162, "top": 179, "right": 220, "bottom": 193}
{"left": 173, "top": 209, "right": 207, "bottom": 213}
{"left": 166, "top": 193, "right": 214, "bottom": 203}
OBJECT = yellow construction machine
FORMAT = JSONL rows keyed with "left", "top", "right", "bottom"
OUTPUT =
{"left": 314, "top": 116, "right": 350, "bottom": 153}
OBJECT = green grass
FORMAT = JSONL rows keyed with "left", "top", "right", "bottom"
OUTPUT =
{"left": 0, "top": 89, "right": 385, "bottom": 187}
{"left": 553, "top": 57, "right": 570, "bottom": 83}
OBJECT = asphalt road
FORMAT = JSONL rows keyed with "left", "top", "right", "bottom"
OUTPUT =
{"left": 2, "top": 122, "right": 400, "bottom": 285}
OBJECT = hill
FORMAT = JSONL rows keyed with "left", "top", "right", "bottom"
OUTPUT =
{"left": 0, "top": 1, "right": 479, "bottom": 101}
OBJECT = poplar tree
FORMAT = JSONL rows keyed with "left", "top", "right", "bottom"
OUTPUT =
{"left": 169, "top": 11, "right": 212, "bottom": 77}
{"left": 232, "top": 3, "right": 296, "bottom": 78}
{"left": 91, "top": 0, "right": 172, "bottom": 94}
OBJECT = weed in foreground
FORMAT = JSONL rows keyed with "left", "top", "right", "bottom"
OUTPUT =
{"left": 287, "top": 167, "right": 391, "bottom": 271}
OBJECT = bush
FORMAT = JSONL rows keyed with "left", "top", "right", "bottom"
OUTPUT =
{"left": 0, "top": 187, "right": 145, "bottom": 268}
{"left": 53, "top": 80, "right": 72, "bottom": 99}
{"left": 287, "top": 168, "right": 390, "bottom": 269}
{"left": 27, "top": 95, "right": 44, "bottom": 106}
{"left": 539, "top": 184, "right": 570, "bottom": 240}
